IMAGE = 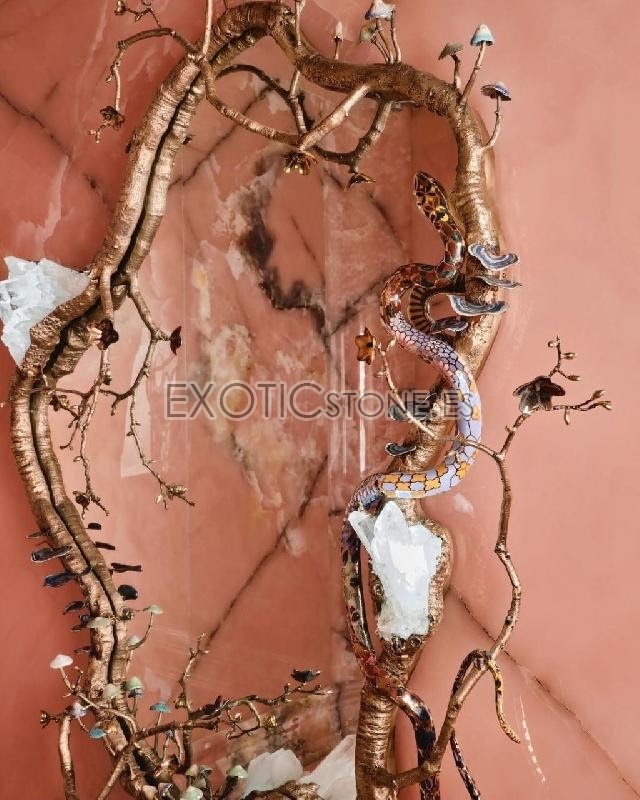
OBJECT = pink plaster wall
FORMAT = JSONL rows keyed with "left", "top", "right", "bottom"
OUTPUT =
{"left": 1, "top": 1, "right": 638, "bottom": 798}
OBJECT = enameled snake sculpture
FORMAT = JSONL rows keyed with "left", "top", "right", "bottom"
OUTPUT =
{"left": 342, "top": 173, "right": 520, "bottom": 799}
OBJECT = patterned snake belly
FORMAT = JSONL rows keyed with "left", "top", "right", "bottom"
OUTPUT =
{"left": 342, "top": 172, "right": 518, "bottom": 798}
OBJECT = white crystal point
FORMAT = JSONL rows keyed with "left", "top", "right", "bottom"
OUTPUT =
{"left": 0, "top": 256, "right": 90, "bottom": 364}
{"left": 241, "top": 737, "right": 356, "bottom": 800}
{"left": 241, "top": 748, "right": 303, "bottom": 796}
{"left": 348, "top": 502, "right": 443, "bottom": 640}
{"left": 302, "top": 735, "right": 356, "bottom": 800}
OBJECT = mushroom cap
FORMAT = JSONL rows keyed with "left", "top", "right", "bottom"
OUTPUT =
{"left": 150, "top": 701, "right": 171, "bottom": 713}
{"left": 89, "top": 726, "right": 107, "bottom": 739}
{"left": 49, "top": 654, "right": 73, "bottom": 669}
{"left": 102, "top": 684, "right": 121, "bottom": 701}
{"left": 87, "top": 616, "right": 112, "bottom": 629}
{"left": 180, "top": 788, "right": 204, "bottom": 800}
{"left": 125, "top": 676, "right": 144, "bottom": 692}
{"left": 359, "top": 21, "right": 377, "bottom": 42}
{"left": 127, "top": 635, "right": 142, "bottom": 647}
{"left": 70, "top": 702, "right": 88, "bottom": 718}
{"left": 438, "top": 42, "right": 463, "bottom": 59}
{"left": 481, "top": 81, "right": 511, "bottom": 100}
{"left": 365, "top": 0, "right": 395, "bottom": 21}
{"left": 470, "top": 24, "right": 494, "bottom": 46}
{"left": 334, "top": 21, "right": 344, "bottom": 40}
{"left": 144, "top": 604, "right": 164, "bottom": 615}
{"left": 227, "top": 765, "right": 248, "bottom": 780}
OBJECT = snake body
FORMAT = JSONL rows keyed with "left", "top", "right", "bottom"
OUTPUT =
{"left": 342, "top": 173, "right": 518, "bottom": 799}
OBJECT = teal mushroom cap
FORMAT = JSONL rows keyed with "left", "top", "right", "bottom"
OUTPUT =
{"left": 89, "top": 726, "right": 106, "bottom": 739}
{"left": 470, "top": 24, "right": 494, "bottom": 46}
{"left": 125, "top": 676, "right": 144, "bottom": 696}
{"left": 227, "top": 765, "right": 248, "bottom": 780}
{"left": 482, "top": 82, "right": 511, "bottom": 101}
{"left": 150, "top": 701, "right": 171, "bottom": 713}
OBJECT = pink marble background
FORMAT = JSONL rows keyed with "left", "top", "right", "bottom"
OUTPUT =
{"left": 1, "top": 1, "right": 638, "bottom": 798}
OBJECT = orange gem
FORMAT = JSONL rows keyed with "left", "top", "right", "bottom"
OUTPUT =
{"left": 355, "top": 327, "right": 376, "bottom": 364}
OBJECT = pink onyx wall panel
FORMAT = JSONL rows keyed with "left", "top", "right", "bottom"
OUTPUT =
{"left": 0, "top": 1, "right": 638, "bottom": 799}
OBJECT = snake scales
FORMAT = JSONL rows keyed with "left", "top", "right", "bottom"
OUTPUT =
{"left": 342, "top": 173, "right": 519, "bottom": 799}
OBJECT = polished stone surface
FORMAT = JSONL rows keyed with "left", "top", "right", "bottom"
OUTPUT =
{"left": 0, "top": 1, "right": 638, "bottom": 798}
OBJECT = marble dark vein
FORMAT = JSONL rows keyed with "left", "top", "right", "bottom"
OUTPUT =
{"left": 368, "top": 193, "right": 405, "bottom": 250}
{"left": 0, "top": 87, "right": 107, "bottom": 204}
{"left": 323, "top": 167, "right": 405, "bottom": 249}
{"left": 0, "top": 0, "right": 68, "bottom": 40}
{"left": 201, "top": 456, "right": 328, "bottom": 652}
{"left": 328, "top": 273, "right": 386, "bottom": 337}
{"left": 289, "top": 214, "right": 324, "bottom": 284}
{"left": 237, "top": 190, "right": 327, "bottom": 339}
{"left": 451, "top": 590, "right": 640, "bottom": 797}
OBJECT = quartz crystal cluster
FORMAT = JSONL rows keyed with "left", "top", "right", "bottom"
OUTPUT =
{"left": 242, "top": 735, "right": 356, "bottom": 800}
{"left": 0, "top": 256, "right": 90, "bottom": 364}
{"left": 348, "top": 501, "right": 442, "bottom": 640}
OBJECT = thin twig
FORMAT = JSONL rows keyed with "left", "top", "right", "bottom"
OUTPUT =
{"left": 298, "top": 84, "right": 370, "bottom": 150}
{"left": 377, "top": 340, "right": 610, "bottom": 789}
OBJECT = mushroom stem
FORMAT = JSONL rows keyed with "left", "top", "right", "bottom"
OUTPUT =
{"left": 59, "top": 667, "right": 74, "bottom": 695}
{"left": 484, "top": 96, "right": 502, "bottom": 149}
{"left": 460, "top": 40, "right": 487, "bottom": 106}
{"left": 374, "top": 21, "right": 393, "bottom": 62}
{"left": 389, "top": 10, "right": 401, "bottom": 63}
{"left": 370, "top": 34, "right": 390, "bottom": 62}
{"left": 153, "top": 712, "right": 164, "bottom": 751}
{"left": 129, "top": 612, "right": 155, "bottom": 650}
{"left": 452, "top": 54, "right": 461, "bottom": 90}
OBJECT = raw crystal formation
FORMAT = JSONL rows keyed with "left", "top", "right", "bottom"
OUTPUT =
{"left": 242, "top": 735, "right": 356, "bottom": 800}
{"left": 348, "top": 502, "right": 442, "bottom": 640}
{"left": 0, "top": 256, "right": 90, "bottom": 364}
{"left": 242, "top": 748, "right": 304, "bottom": 796}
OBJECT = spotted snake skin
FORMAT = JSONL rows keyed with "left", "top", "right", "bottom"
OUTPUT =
{"left": 342, "top": 173, "right": 518, "bottom": 799}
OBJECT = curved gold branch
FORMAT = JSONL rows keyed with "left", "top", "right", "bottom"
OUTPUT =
{"left": 9, "top": 3, "right": 507, "bottom": 797}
